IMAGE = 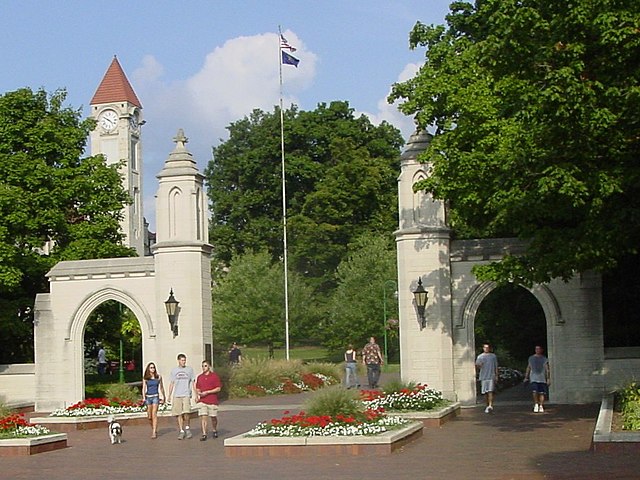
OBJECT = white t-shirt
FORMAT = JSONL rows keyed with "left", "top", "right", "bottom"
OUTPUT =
{"left": 476, "top": 352, "right": 498, "bottom": 381}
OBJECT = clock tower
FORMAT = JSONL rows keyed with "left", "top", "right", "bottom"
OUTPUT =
{"left": 90, "top": 56, "right": 145, "bottom": 256}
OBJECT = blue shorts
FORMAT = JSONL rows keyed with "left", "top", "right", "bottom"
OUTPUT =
{"left": 145, "top": 395, "right": 160, "bottom": 405}
{"left": 530, "top": 382, "right": 548, "bottom": 396}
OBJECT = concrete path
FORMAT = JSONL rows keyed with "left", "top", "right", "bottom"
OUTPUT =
{"left": 3, "top": 382, "right": 639, "bottom": 479}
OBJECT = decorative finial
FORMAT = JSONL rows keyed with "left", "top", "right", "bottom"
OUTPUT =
{"left": 173, "top": 129, "right": 189, "bottom": 149}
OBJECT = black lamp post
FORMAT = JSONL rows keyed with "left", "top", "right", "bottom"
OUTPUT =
{"left": 165, "top": 289, "right": 179, "bottom": 337}
{"left": 412, "top": 277, "right": 429, "bottom": 329}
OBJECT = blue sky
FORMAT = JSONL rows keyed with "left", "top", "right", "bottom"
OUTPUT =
{"left": 0, "top": 1, "right": 453, "bottom": 227}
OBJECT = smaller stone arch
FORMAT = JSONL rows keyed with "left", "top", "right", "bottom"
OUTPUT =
{"left": 459, "top": 281, "right": 562, "bottom": 332}
{"left": 67, "top": 286, "right": 155, "bottom": 342}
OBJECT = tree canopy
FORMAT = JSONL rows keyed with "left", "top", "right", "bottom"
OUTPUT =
{"left": 0, "top": 88, "right": 134, "bottom": 362}
{"left": 205, "top": 101, "right": 403, "bottom": 290}
{"left": 389, "top": 0, "right": 640, "bottom": 285}
{"left": 212, "top": 250, "right": 318, "bottom": 348}
{"left": 322, "top": 233, "right": 398, "bottom": 353}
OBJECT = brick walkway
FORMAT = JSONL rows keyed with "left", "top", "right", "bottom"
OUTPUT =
{"left": 3, "top": 384, "right": 639, "bottom": 479}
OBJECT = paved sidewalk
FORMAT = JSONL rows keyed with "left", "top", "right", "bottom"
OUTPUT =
{"left": 4, "top": 386, "right": 640, "bottom": 479}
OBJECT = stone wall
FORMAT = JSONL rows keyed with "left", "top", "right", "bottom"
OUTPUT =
{"left": 0, "top": 364, "right": 35, "bottom": 407}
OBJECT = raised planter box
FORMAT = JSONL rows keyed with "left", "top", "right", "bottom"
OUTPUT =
{"left": 394, "top": 402, "right": 460, "bottom": 427}
{"left": 224, "top": 420, "right": 423, "bottom": 457}
{"left": 0, "top": 433, "right": 68, "bottom": 457}
{"left": 30, "top": 410, "right": 182, "bottom": 432}
{"left": 592, "top": 394, "right": 640, "bottom": 453}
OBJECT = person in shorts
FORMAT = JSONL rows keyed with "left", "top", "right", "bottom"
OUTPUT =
{"left": 475, "top": 343, "right": 499, "bottom": 413}
{"left": 525, "top": 345, "right": 550, "bottom": 413}
{"left": 167, "top": 353, "right": 196, "bottom": 439}
{"left": 195, "top": 360, "right": 222, "bottom": 440}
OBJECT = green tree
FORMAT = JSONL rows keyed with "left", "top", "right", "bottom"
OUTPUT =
{"left": 0, "top": 88, "right": 134, "bottom": 362}
{"left": 212, "top": 250, "right": 319, "bottom": 349}
{"left": 323, "top": 233, "right": 397, "bottom": 353}
{"left": 205, "top": 101, "right": 403, "bottom": 289}
{"left": 389, "top": 0, "right": 640, "bottom": 285}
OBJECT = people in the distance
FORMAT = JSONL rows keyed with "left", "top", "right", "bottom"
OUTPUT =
{"left": 344, "top": 344, "right": 359, "bottom": 389}
{"left": 475, "top": 342, "right": 499, "bottom": 413}
{"left": 362, "top": 337, "right": 384, "bottom": 389}
{"left": 525, "top": 345, "right": 550, "bottom": 413}
{"left": 195, "top": 360, "right": 222, "bottom": 440}
{"left": 228, "top": 342, "right": 242, "bottom": 365}
{"left": 97, "top": 345, "right": 107, "bottom": 375}
{"left": 167, "top": 353, "right": 196, "bottom": 440}
{"left": 142, "top": 362, "right": 166, "bottom": 439}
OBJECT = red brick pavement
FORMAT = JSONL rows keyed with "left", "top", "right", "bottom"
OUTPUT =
{"left": 3, "top": 391, "right": 640, "bottom": 479}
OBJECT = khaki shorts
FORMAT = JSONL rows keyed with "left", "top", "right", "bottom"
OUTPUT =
{"left": 196, "top": 402, "right": 219, "bottom": 417}
{"left": 171, "top": 396, "right": 192, "bottom": 416}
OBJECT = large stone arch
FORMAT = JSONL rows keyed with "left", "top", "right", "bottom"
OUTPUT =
{"left": 459, "top": 281, "right": 562, "bottom": 331}
{"left": 67, "top": 286, "right": 155, "bottom": 342}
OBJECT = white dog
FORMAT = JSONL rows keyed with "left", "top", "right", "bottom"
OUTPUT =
{"left": 107, "top": 415, "right": 123, "bottom": 444}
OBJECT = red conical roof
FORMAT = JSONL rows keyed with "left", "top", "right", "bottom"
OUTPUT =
{"left": 91, "top": 56, "right": 142, "bottom": 108}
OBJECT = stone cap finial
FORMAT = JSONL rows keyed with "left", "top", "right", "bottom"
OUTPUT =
{"left": 173, "top": 129, "right": 189, "bottom": 150}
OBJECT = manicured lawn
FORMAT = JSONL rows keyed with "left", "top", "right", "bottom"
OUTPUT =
{"left": 239, "top": 345, "right": 400, "bottom": 371}
{"left": 242, "top": 345, "right": 332, "bottom": 362}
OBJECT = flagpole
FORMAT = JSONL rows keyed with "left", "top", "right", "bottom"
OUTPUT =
{"left": 278, "top": 26, "right": 291, "bottom": 361}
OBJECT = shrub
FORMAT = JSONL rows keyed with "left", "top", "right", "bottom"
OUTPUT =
{"left": 618, "top": 381, "right": 640, "bottom": 431}
{"left": 105, "top": 383, "right": 139, "bottom": 404}
{"left": 230, "top": 358, "right": 282, "bottom": 390}
{"left": 382, "top": 379, "right": 417, "bottom": 395}
{"left": 0, "top": 403, "right": 11, "bottom": 419}
{"left": 304, "top": 385, "right": 368, "bottom": 421}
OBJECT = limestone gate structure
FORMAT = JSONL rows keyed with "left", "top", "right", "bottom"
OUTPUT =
{"left": 31, "top": 59, "right": 213, "bottom": 411}
{"left": 395, "top": 131, "right": 640, "bottom": 405}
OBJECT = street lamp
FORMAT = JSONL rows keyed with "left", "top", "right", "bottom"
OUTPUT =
{"left": 412, "top": 277, "right": 429, "bottom": 329}
{"left": 383, "top": 280, "right": 398, "bottom": 366}
{"left": 165, "top": 289, "right": 179, "bottom": 337}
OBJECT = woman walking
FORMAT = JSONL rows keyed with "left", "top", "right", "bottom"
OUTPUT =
{"left": 142, "top": 362, "right": 166, "bottom": 438}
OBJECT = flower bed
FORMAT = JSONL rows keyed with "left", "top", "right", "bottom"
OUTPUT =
{"left": 0, "top": 413, "right": 51, "bottom": 438}
{"left": 49, "top": 398, "right": 169, "bottom": 417}
{"left": 233, "top": 372, "right": 338, "bottom": 397}
{"left": 245, "top": 408, "right": 409, "bottom": 437}
{"left": 360, "top": 384, "right": 447, "bottom": 412}
{"left": 0, "top": 412, "right": 66, "bottom": 456}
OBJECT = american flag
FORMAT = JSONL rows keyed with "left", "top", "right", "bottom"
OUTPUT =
{"left": 280, "top": 34, "right": 297, "bottom": 52}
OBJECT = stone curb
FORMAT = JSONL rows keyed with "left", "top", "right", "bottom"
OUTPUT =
{"left": 592, "top": 394, "right": 640, "bottom": 453}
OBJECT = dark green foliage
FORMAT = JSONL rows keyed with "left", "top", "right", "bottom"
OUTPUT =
{"left": 390, "top": 0, "right": 640, "bottom": 285}
{"left": 212, "top": 251, "right": 319, "bottom": 347}
{"left": 0, "top": 88, "right": 135, "bottom": 362}
{"left": 205, "top": 101, "right": 403, "bottom": 290}
{"left": 322, "top": 233, "right": 398, "bottom": 353}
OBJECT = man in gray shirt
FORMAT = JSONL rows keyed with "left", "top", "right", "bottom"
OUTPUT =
{"left": 168, "top": 353, "right": 196, "bottom": 439}
{"left": 476, "top": 343, "right": 499, "bottom": 413}
{"left": 525, "top": 345, "right": 550, "bottom": 413}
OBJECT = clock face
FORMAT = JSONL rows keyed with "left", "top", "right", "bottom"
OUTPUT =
{"left": 99, "top": 110, "right": 118, "bottom": 131}
{"left": 129, "top": 114, "right": 139, "bottom": 131}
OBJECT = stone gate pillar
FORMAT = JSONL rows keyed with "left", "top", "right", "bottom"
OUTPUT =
{"left": 395, "top": 131, "right": 456, "bottom": 400}
{"left": 152, "top": 129, "right": 213, "bottom": 375}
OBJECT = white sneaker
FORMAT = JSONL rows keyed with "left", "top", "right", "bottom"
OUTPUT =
{"left": 538, "top": 405, "right": 544, "bottom": 413}
{"left": 533, "top": 404, "right": 539, "bottom": 413}
{"left": 484, "top": 406, "right": 493, "bottom": 414}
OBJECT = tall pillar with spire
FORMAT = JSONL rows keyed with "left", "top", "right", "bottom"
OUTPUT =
{"left": 152, "top": 129, "right": 213, "bottom": 369}
{"left": 395, "top": 131, "right": 456, "bottom": 400}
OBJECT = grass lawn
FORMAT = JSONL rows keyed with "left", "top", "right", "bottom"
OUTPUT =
{"left": 239, "top": 345, "right": 400, "bottom": 371}
{"left": 242, "top": 345, "right": 333, "bottom": 362}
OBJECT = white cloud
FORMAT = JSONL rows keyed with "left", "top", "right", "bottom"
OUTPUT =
{"left": 359, "top": 62, "right": 421, "bottom": 141}
{"left": 131, "top": 32, "right": 317, "bottom": 230}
